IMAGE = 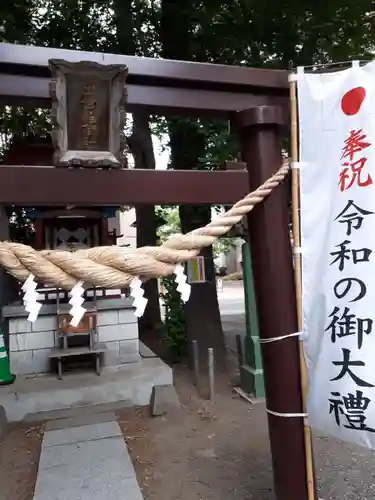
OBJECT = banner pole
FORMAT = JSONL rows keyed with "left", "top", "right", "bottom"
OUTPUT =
{"left": 289, "top": 74, "right": 317, "bottom": 500}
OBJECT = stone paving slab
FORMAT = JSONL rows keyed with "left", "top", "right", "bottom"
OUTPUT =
{"left": 43, "top": 421, "right": 122, "bottom": 447}
{"left": 45, "top": 411, "right": 117, "bottom": 431}
{"left": 34, "top": 474, "right": 143, "bottom": 500}
{"left": 39, "top": 437, "right": 133, "bottom": 470}
{"left": 34, "top": 419, "right": 143, "bottom": 500}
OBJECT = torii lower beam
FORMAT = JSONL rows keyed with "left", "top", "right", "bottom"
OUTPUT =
{"left": 0, "top": 166, "right": 249, "bottom": 206}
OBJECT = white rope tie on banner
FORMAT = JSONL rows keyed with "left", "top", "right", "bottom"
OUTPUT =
{"left": 261, "top": 335, "right": 308, "bottom": 418}
{"left": 259, "top": 331, "right": 303, "bottom": 344}
{"left": 266, "top": 409, "right": 308, "bottom": 418}
{"left": 288, "top": 66, "right": 305, "bottom": 83}
{"left": 291, "top": 161, "right": 312, "bottom": 170}
{"left": 293, "top": 246, "right": 303, "bottom": 255}
{"left": 289, "top": 66, "right": 305, "bottom": 82}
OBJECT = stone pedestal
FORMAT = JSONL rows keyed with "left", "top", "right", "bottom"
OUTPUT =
{"left": 3, "top": 298, "right": 139, "bottom": 376}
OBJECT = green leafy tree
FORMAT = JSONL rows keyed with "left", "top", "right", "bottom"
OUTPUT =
{"left": 156, "top": 206, "right": 186, "bottom": 359}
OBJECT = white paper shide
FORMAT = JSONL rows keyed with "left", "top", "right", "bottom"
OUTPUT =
{"left": 298, "top": 62, "right": 375, "bottom": 449}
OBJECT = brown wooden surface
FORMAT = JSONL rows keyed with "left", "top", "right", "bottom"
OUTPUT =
{"left": 0, "top": 166, "right": 249, "bottom": 205}
{"left": 49, "top": 344, "right": 107, "bottom": 358}
{"left": 58, "top": 311, "right": 97, "bottom": 334}
{"left": 0, "top": 42, "right": 288, "bottom": 90}
{"left": 0, "top": 74, "right": 288, "bottom": 119}
{"left": 34, "top": 220, "right": 43, "bottom": 249}
{"left": 100, "top": 218, "right": 111, "bottom": 246}
{"left": 236, "top": 106, "right": 310, "bottom": 500}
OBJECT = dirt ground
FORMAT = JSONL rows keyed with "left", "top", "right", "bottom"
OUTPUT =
{"left": 1, "top": 360, "right": 375, "bottom": 500}
{"left": 118, "top": 364, "right": 375, "bottom": 500}
{"left": 0, "top": 423, "right": 43, "bottom": 500}
{"left": 118, "top": 366, "right": 275, "bottom": 500}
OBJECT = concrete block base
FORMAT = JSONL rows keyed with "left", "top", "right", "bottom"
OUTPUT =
{"left": 4, "top": 298, "right": 140, "bottom": 376}
{"left": 150, "top": 384, "right": 180, "bottom": 416}
{"left": 240, "top": 364, "right": 265, "bottom": 399}
{"left": 0, "top": 357, "right": 173, "bottom": 422}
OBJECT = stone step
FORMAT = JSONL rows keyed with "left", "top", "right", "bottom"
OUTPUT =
{"left": 1, "top": 358, "right": 173, "bottom": 422}
{"left": 44, "top": 411, "right": 118, "bottom": 431}
{"left": 24, "top": 400, "right": 132, "bottom": 423}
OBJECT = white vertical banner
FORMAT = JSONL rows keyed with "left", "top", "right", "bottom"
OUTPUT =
{"left": 298, "top": 62, "right": 375, "bottom": 449}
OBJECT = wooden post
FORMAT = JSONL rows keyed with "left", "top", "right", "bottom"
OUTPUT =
{"left": 289, "top": 78, "right": 317, "bottom": 500}
{"left": 235, "top": 106, "right": 311, "bottom": 500}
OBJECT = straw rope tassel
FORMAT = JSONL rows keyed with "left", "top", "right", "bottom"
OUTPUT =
{"left": 0, "top": 165, "right": 289, "bottom": 288}
{"left": 289, "top": 76, "right": 316, "bottom": 500}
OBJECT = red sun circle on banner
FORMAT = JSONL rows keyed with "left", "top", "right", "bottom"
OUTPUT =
{"left": 341, "top": 87, "right": 366, "bottom": 116}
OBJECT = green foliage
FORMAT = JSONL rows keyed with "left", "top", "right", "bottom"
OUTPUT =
{"left": 0, "top": 0, "right": 35, "bottom": 44}
{"left": 155, "top": 206, "right": 186, "bottom": 357}
{"left": 192, "top": 0, "right": 375, "bottom": 67}
{"left": 157, "top": 205, "right": 235, "bottom": 258}
{"left": 161, "top": 276, "right": 186, "bottom": 359}
{"left": 214, "top": 236, "right": 236, "bottom": 257}
{"left": 199, "top": 120, "right": 239, "bottom": 170}
{"left": 8, "top": 209, "right": 35, "bottom": 244}
{"left": 155, "top": 206, "right": 180, "bottom": 240}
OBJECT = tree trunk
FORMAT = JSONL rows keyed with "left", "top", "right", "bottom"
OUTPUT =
{"left": 135, "top": 205, "right": 162, "bottom": 333}
{"left": 170, "top": 127, "right": 226, "bottom": 371}
{"left": 131, "top": 111, "right": 162, "bottom": 334}
{"left": 161, "top": 0, "right": 226, "bottom": 371}
{"left": 113, "top": 0, "right": 162, "bottom": 335}
{"left": 180, "top": 207, "right": 226, "bottom": 371}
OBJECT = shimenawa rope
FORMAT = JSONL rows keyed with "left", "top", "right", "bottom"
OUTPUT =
{"left": 0, "top": 165, "right": 289, "bottom": 289}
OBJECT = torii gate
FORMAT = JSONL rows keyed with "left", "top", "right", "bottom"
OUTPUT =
{"left": 0, "top": 42, "right": 311, "bottom": 500}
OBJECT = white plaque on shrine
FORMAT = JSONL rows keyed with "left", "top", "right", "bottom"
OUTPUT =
{"left": 298, "top": 63, "right": 375, "bottom": 449}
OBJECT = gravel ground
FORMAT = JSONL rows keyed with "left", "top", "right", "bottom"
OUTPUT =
{"left": 0, "top": 423, "right": 43, "bottom": 500}
{"left": 1, "top": 306, "right": 374, "bottom": 500}
{"left": 118, "top": 365, "right": 375, "bottom": 500}
{"left": 0, "top": 365, "right": 374, "bottom": 500}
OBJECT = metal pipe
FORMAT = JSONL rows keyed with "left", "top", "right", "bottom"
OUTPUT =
{"left": 208, "top": 347, "right": 214, "bottom": 402}
{"left": 192, "top": 340, "right": 199, "bottom": 387}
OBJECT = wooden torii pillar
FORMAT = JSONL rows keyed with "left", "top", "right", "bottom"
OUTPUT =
{"left": 235, "top": 105, "right": 311, "bottom": 500}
